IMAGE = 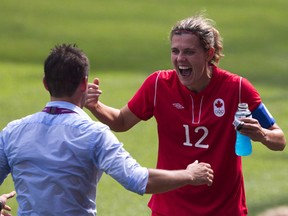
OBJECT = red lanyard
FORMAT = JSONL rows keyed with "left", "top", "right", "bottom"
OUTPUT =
{"left": 42, "top": 106, "right": 77, "bottom": 114}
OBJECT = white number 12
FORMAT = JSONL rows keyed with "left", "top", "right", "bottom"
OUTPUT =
{"left": 183, "top": 125, "right": 209, "bottom": 149}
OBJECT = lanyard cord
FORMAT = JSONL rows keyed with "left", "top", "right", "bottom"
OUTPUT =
{"left": 42, "top": 106, "right": 77, "bottom": 115}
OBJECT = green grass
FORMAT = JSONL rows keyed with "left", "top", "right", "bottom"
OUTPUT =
{"left": 0, "top": 0, "right": 288, "bottom": 215}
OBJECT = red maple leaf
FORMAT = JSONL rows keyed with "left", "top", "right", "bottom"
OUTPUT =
{"left": 215, "top": 100, "right": 223, "bottom": 108}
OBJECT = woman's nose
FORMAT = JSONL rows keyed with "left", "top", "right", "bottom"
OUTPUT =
{"left": 177, "top": 53, "right": 186, "bottom": 61}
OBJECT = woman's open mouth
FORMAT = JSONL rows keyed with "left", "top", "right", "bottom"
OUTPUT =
{"left": 179, "top": 66, "right": 192, "bottom": 77}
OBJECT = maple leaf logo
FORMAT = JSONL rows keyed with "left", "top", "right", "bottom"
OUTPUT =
{"left": 215, "top": 100, "right": 223, "bottom": 108}
{"left": 213, "top": 99, "right": 225, "bottom": 117}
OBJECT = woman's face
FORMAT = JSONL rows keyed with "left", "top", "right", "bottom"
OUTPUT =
{"left": 171, "top": 33, "right": 212, "bottom": 92}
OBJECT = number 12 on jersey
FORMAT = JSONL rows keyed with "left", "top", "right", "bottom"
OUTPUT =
{"left": 183, "top": 124, "right": 209, "bottom": 149}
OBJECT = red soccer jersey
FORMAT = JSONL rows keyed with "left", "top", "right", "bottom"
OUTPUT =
{"left": 128, "top": 65, "right": 261, "bottom": 216}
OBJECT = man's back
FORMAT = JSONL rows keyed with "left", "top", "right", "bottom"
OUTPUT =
{"left": 1, "top": 101, "right": 106, "bottom": 215}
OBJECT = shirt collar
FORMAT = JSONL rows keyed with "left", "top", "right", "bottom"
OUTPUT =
{"left": 45, "top": 101, "right": 92, "bottom": 120}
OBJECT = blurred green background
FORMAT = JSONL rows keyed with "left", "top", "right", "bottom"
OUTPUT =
{"left": 0, "top": 0, "right": 287, "bottom": 215}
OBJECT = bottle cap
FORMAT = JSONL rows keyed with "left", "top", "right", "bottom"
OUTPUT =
{"left": 233, "top": 118, "right": 244, "bottom": 130}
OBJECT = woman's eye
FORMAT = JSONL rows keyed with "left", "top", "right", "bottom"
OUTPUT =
{"left": 185, "top": 50, "right": 195, "bottom": 55}
{"left": 171, "top": 49, "right": 178, "bottom": 54}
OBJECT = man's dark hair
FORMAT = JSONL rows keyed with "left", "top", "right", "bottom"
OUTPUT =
{"left": 44, "top": 44, "right": 89, "bottom": 97}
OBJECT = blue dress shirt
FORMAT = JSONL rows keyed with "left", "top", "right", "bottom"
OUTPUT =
{"left": 0, "top": 101, "right": 148, "bottom": 215}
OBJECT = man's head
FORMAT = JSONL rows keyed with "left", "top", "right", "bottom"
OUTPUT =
{"left": 43, "top": 44, "right": 89, "bottom": 98}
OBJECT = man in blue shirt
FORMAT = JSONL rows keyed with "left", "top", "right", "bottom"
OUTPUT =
{"left": 0, "top": 44, "right": 213, "bottom": 215}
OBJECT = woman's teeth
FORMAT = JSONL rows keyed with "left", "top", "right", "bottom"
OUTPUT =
{"left": 179, "top": 66, "right": 191, "bottom": 76}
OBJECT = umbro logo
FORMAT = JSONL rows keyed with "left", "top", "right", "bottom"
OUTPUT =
{"left": 172, "top": 103, "right": 184, "bottom": 109}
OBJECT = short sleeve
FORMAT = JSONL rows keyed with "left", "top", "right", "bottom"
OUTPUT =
{"left": 240, "top": 77, "right": 262, "bottom": 112}
{"left": 128, "top": 72, "right": 159, "bottom": 120}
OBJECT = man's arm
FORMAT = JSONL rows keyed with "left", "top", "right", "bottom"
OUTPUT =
{"left": 145, "top": 160, "right": 213, "bottom": 194}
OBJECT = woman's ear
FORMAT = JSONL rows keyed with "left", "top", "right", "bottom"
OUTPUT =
{"left": 207, "top": 48, "right": 215, "bottom": 62}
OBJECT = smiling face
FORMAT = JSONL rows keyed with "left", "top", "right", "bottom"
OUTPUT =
{"left": 171, "top": 33, "right": 214, "bottom": 93}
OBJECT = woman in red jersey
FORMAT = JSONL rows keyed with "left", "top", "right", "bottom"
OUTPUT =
{"left": 85, "top": 13, "right": 286, "bottom": 216}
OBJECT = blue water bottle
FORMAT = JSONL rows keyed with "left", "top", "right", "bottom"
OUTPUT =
{"left": 233, "top": 103, "right": 252, "bottom": 156}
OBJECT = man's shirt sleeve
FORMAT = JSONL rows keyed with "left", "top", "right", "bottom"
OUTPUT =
{"left": 90, "top": 124, "right": 148, "bottom": 195}
{"left": 0, "top": 130, "right": 11, "bottom": 185}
